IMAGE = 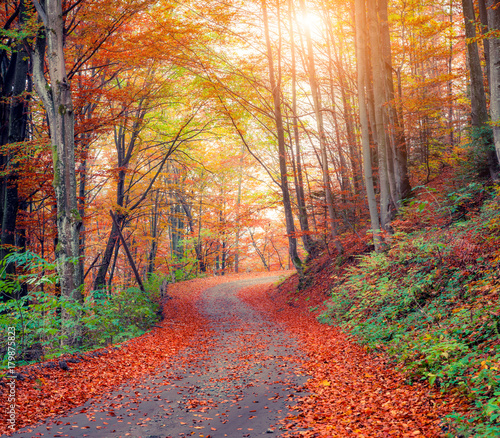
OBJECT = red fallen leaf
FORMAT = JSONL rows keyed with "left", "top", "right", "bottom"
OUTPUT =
{"left": 239, "top": 282, "right": 472, "bottom": 438}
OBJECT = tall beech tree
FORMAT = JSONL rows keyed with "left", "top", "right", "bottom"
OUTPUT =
{"left": 354, "top": 0, "right": 382, "bottom": 251}
{"left": 461, "top": 0, "right": 497, "bottom": 180}
{"left": 261, "top": 0, "right": 303, "bottom": 275}
{"left": 299, "top": 0, "right": 343, "bottom": 254}
{"left": 287, "top": 0, "right": 316, "bottom": 258}
{"left": 32, "top": 0, "right": 84, "bottom": 346}
{"left": 486, "top": 0, "right": 500, "bottom": 166}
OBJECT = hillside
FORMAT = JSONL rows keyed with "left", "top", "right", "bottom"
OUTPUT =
{"left": 270, "top": 171, "right": 500, "bottom": 437}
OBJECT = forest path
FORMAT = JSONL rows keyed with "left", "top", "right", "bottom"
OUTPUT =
{"left": 12, "top": 275, "right": 309, "bottom": 438}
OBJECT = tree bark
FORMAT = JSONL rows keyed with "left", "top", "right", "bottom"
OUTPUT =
{"left": 463, "top": 0, "right": 489, "bottom": 127}
{"left": 287, "top": 0, "right": 317, "bottom": 258}
{"left": 466, "top": 0, "right": 498, "bottom": 178}
{"left": 261, "top": 0, "right": 303, "bottom": 274}
{"left": 355, "top": 0, "right": 382, "bottom": 251}
{"left": 379, "top": 0, "right": 411, "bottom": 203}
{"left": 32, "top": 0, "right": 83, "bottom": 346}
{"left": 299, "top": 0, "right": 343, "bottom": 254}
{"left": 487, "top": 1, "right": 500, "bottom": 166}
{"left": 0, "top": 0, "right": 30, "bottom": 298}
{"left": 478, "top": 0, "right": 491, "bottom": 89}
{"left": 366, "top": 0, "right": 393, "bottom": 231}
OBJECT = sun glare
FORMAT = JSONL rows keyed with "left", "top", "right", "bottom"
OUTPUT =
{"left": 295, "top": 9, "right": 324, "bottom": 39}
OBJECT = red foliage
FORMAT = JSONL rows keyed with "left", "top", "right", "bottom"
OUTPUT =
{"left": 1, "top": 275, "right": 233, "bottom": 435}
{"left": 240, "top": 282, "right": 472, "bottom": 437}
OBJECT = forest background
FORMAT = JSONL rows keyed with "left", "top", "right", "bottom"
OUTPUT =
{"left": 2, "top": 0, "right": 500, "bottom": 435}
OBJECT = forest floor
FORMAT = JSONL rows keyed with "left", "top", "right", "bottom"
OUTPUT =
{"left": 3, "top": 271, "right": 469, "bottom": 438}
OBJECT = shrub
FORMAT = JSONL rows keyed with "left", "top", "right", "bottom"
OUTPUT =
{"left": 320, "top": 191, "right": 500, "bottom": 436}
{"left": 0, "top": 251, "right": 160, "bottom": 367}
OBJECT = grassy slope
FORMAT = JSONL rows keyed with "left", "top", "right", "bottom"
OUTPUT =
{"left": 280, "top": 175, "right": 500, "bottom": 437}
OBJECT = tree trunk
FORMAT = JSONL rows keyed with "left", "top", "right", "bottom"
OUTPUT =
{"left": 93, "top": 164, "right": 127, "bottom": 291}
{"left": 32, "top": 0, "right": 83, "bottom": 346}
{"left": 261, "top": 0, "right": 303, "bottom": 274}
{"left": 178, "top": 193, "right": 206, "bottom": 272}
{"left": 463, "top": 0, "right": 489, "bottom": 127}
{"left": 0, "top": 1, "right": 30, "bottom": 299}
{"left": 147, "top": 190, "right": 161, "bottom": 277}
{"left": 366, "top": 0, "right": 393, "bottom": 231}
{"left": 478, "top": 0, "right": 491, "bottom": 88}
{"left": 379, "top": 0, "right": 411, "bottom": 202}
{"left": 287, "top": 0, "right": 317, "bottom": 258}
{"left": 249, "top": 228, "right": 269, "bottom": 271}
{"left": 299, "top": 0, "right": 343, "bottom": 254}
{"left": 355, "top": 0, "right": 382, "bottom": 251}
{"left": 465, "top": 0, "right": 498, "bottom": 178}
{"left": 488, "top": 1, "right": 500, "bottom": 166}
{"left": 234, "top": 145, "right": 244, "bottom": 273}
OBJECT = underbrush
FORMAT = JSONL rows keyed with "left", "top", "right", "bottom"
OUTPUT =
{"left": 0, "top": 252, "right": 161, "bottom": 367}
{"left": 320, "top": 187, "right": 500, "bottom": 437}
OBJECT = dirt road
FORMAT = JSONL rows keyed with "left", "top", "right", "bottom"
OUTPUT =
{"left": 12, "top": 276, "right": 308, "bottom": 438}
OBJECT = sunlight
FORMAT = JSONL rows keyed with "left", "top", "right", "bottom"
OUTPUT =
{"left": 295, "top": 8, "right": 323, "bottom": 39}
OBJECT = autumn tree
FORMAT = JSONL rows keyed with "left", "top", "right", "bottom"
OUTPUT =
{"left": 31, "top": 0, "right": 84, "bottom": 346}
{"left": 260, "top": 0, "right": 303, "bottom": 275}
{"left": 0, "top": 0, "right": 31, "bottom": 295}
{"left": 486, "top": 0, "right": 500, "bottom": 167}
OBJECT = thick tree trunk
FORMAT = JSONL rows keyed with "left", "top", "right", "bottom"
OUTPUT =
{"left": 379, "top": 0, "right": 411, "bottom": 202}
{"left": 367, "top": 0, "right": 393, "bottom": 231}
{"left": 355, "top": 0, "right": 382, "bottom": 251}
{"left": 465, "top": 0, "right": 498, "bottom": 178}
{"left": 478, "top": 0, "right": 491, "bottom": 88}
{"left": 463, "top": 0, "right": 489, "bottom": 128}
{"left": 488, "top": 1, "right": 500, "bottom": 165}
{"left": 32, "top": 0, "right": 83, "bottom": 346}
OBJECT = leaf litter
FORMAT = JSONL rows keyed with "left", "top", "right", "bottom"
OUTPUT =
{"left": 2, "top": 271, "right": 470, "bottom": 437}
{"left": 239, "top": 281, "right": 472, "bottom": 437}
